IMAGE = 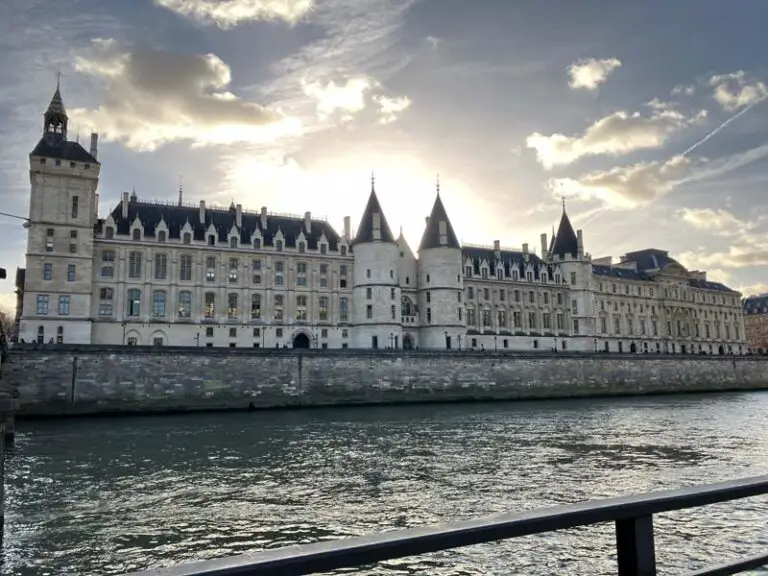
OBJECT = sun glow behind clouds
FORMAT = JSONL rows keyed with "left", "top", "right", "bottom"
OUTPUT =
{"left": 223, "top": 153, "right": 490, "bottom": 251}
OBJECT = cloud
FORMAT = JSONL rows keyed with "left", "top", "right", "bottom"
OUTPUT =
{"left": 551, "top": 155, "right": 694, "bottom": 208}
{"left": 374, "top": 94, "right": 411, "bottom": 124}
{"left": 677, "top": 207, "right": 754, "bottom": 235}
{"left": 672, "top": 84, "right": 695, "bottom": 96}
{"left": 526, "top": 109, "right": 706, "bottom": 169}
{"left": 70, "top": 39, "right": 302, "bottom": 150}
{"left": 302, "top": 76, "right": 374, "bottom": 120}
{"left": 154, "top": 0, "right": 314, "bottom": 27}
{"left": 679, "top": 244, "right": 768, "bottom": 270}
{"left": 739, "top": 283, "right": 768, "bottom": 298}
{"left": 709, "top": 70, "right": 768, "bottom": 111}
{"left": 567, "top": 57, "right": 622, "bottom": 90}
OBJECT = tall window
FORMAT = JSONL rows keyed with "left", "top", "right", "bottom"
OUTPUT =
{"left": 154, "top": 253, "right": 167, "bottom": 280}
{"left": 127, "top": 289, "right": 141, "bottom": 317}
{"left": 157, "top": 230, "right": 166, "bottom": 243}
{"left": 43, "top": 263, "right": 52, "bottom": 280}
{"left": 228, "top": 258, "right": 239, "bottom": 284}
{"left": 133, "top": 228, "right": 141, "bottom": 241}
{"left": 69, "top": 230, "right": 78, "bottom": 253}
{"left": 179, "top": 254, "right": 192, "bottom": 281}
{"left": 296, "top": 262, "right": 307, "bottom": 286}
{"left": 274, "top": 261, "right": 284, "bottom": 286}
{"left": 71, "top": 195, "right": 79, "bottom": 218}
{"left": 105, "top": 227, "right": 114, "bottom": 239}
{"left": 251, "top": 259, "right": 262, "bottom": 285}
{"left": 295, "top": 295, "right": 307, "bottom": 321}
{"left": 101, "top": 250, "right": 115, "bottom": 278}
{"left": 36, "top": 294, "right": 49, "bottom": 315}
{"left": 56, "top": 326, "right": 64, "bottom": 344}
{"left": 129, "top": 251, "right": 143, "bottom": 278}
{"left": 319, "top": 296, "right": 329, "bottom": 321}
{"left": 151, "top": 290, "right": 166, "bottom": 318}
{"left": 182, "top": 232, "right": 191, "bottom": 244}
{"left": 251, "top": 294, "right": 261, "bottom": 320}
{"left": 204, "top": 292, "right": 216, "bottom": 318}
{"left": 228, "top": 293, "right": 239, "bottom": 319}
{"left": 67, "top": 264, "right": 76, "bottom": 282}
{"left": 178, "top": 291, "right": 192, "bottom": 319}
{"left": 273, "top": 295, "right": 284, "bottom": 320}
{"left": 46, "top": 228, "right": 54, "bottom": 252}
{"left": 339, "top": 265, "right": 348, "bottom": 288}
{"left": 206, "top": 257, "right": 216, "bottom": 282}
{"left": 339, "top": 297, "right": 348, "bottom": 322}
{"left": 99, "top": 288, "right": 113, "bottom": 317}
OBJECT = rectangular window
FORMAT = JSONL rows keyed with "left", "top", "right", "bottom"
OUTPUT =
{"left": 206, "top": 256, "right": 216, "bottom": 282}
{"left": 180, "top": 255, "right": 192, "bottom": 281}
{"left": 69, "top": 230, "right": 78, "bottom": 254}
{"left": 228, "top": 258, "right": 239, "bottom": 284}
{"left": 366, "top": 304, "right": 373, "bottom": 319}
{"left": 67, "top": 264, "right": 76, "bottom": 281}
{"left": 252, "top": 259, "right": 262, "bottom": 284}
{"left": 99, "top": 287, "right": 114, "bottom": 317}
{"left": 556, "top": 313, "right": 564, "bottom": 330}
{"left": 58, "top": 295, "right": 70, "bottom": 316}
{"left": 228, "top": 293, "right": 239, "bottom": 319}
{"left": 154, "top": 253, "right": 168, "bottom": 280}
{"left": 178, "top": 290, "right": 192, "bottom": 318}
{"left": 43, "top": 263, "right": 52, "bottom": 280}
{"left": 571, "top": 299, "right": 578, "bottom": 315}
{"left": 467, "top": 308, "right": 476, "bottom": 326}
{"left": 367, "top": 287, "right": 372, "bottom": 300}
{"left": 570, "top": 272, "right": 576, "bottom": 285}
{"left": 251, "top": 294, "right": 261, "bottom": 320}
{"left": 127, "top": 289, "right": 141, "bottom": 317}
{"left": 101, "top": 250, "right": 115, "bottom": 278}
{"left": 601, "top": 317, "right": 607, "bottom": 333}
{"left": 71, "top": 196, "right": 79, "bottom": 218}
{"left": 319, "top": 297, "right": 329, "bottom": 321}
{"left": 204, "top": 292, "right": 216, "bottom": 318}
{"left": 129, "top": 251, "right": 143, "bottom": 278}
{"left": 340, "top": 265, "right": 348, "bottom": 288}
{"left": 573, "top": 319, "right": 580, "bottom": 334}
{"left": 273, "top": 294, "right": 284, "bottom": 321}
{"left": 46, "top": 228, "right": 54, "bottom": 252}
{"left": 391, "top": 304, "right": 396, "bottom": 320}
{"left": 340, "top": 297, "right": 349, "bottom": 322}
{"left": 295, "top": 295, "right": 307, "bottom": 322}
{"left": 542, "top": 312, "right": 550, "bottom": 329}
{"left": 152, "top": 290, "right": 166, "bottom": 318}
{"left": 275, "top": 261, "right": 284, "bottom": 286}
{"left": 481, "top": 309, "right": 490, "bottom": 327}
{"left": 36, "top": 294, "right": 49, "bottom": 315}
{"left": 296, "top": 262, "right": 307, "bottom": 286}
{"left": 528, "top": 311, "right": 536, "bottom": 329}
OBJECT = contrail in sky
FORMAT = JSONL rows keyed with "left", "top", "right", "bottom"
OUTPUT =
{"left": 680, "top": 95, "right": 768, "bottom": 158}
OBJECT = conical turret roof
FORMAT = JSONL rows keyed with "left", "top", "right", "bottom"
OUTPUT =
{"left": 551, "top": 203, "right": 578, "bottom": 259}
{"left": 352, "top": 183, "right": 396, "bottom": 245}
{"left": 418, "top": 193, "right": 460, "bottom": 251}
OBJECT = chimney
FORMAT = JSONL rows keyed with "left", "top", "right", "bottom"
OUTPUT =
{"left": 343, "top": 216, "right": 351, "bottom": 241}
{"left": 540, "top": 233, "right": 547, "bottom": 258}
{"left": 522, "top": 243, "right": 529, "bottom": 255}
{"left": 260, "top": 206, "right": 267, "bottom": 230}
{"left": 304, "top": 211, "right": 311, "bottom": 234}
{"left": 122, "top": 192, "right": 129, "bottom": 218}
{"left": 493, "top": 240, "right": 500, "bottom": 251}
{"left": 236, "top": 204, "right": 242, "bottom": 228}
{"left": 89, "top": 132, "right": 98, "bottom": 159}
{"left": 199, "top": 200, "right": 206, "bottom": 224}
{"left": 577, "top": 229, "right": 584, "bottom": 256}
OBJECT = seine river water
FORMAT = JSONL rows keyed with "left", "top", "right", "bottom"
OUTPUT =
{"left": 5, "top": 392, "right": 768, "bottom": 575}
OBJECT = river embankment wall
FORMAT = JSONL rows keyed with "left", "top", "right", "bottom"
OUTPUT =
{"left": 2, "top": 346, "right": 768, "bottom": 417}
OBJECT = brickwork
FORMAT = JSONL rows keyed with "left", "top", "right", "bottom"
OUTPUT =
{"left": 4, "top": 347, "right": 768, "bottom": 417}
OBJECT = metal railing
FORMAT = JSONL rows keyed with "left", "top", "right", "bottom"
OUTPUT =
{"left": 126, "top": 475, "right": 768, "bottom": 576}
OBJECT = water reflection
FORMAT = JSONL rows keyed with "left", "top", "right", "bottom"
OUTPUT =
{"left": 5, "top": 392, "right": 768, "bottom": 575}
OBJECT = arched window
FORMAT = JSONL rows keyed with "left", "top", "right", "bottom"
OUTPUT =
{"left": 157, "top": 230, "right": 166, "bottom": 242}
{"left": 253, "top": 237, "right": 261, "bottom": 249}
{"left": 208, "top": 234, "right": 216, "bottom": 246}
{"left": 401, "top": 296, "right": 414, "bottom": 317}
{"left": 127, "top": 289, "right": 141, "bottom": 317}
{"left": 132, "top": 228, "right": 141, "bottom": 241}
{"left": 37, "top": 325, "right": 45, "bottom": 344}
{"left": 183, "top": 232, "right": 191, "bottom": 244}
{"left": 230, "top": 236, "right": 238, "bottom": 248}
{"left": 105, "top": 227, "right": 114, "bottom": 239}
{"left": 204, "top": 292, "right": 216, "bottom": 318}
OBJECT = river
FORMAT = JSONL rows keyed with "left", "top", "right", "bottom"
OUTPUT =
{"left": 4, "top": 392, "right": 768, "bottom": 575}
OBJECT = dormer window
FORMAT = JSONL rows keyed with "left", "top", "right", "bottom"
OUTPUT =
{"left": 541, "top": 273, "right": 547, "bottom": 283}
{"left": 320, "top": 243, "right": 327, "bottom": 255}
{"left": 253, "top": 238, "right": 261, "bottom": 249}
{"left": 84, "top": 164, "right": 90, "bottom": 170}
{"left": 465, "top": 266, "right": 472, "bottom": 277}
{"left": 481, "top": 268, "right": 488, "bottom": 279}
{"left": 298, "top": 241, "right": 305, "bottom": 253}
{"left": 158, "top": 230, "right": 166, "bottom": 243}
{"left": 69, "top": 162, "right": 76, "bottom": 168}
{"left": 511, "top": 270, "right": 519, "bottom": 281}
{"left": 55, "top": 160, "right": 61, "bottom": 166}
{"left": 275, "top": 240, "right": 283, "bottom": 251}
{"left": 208, "top": 235, "right": 216, "bottom": 246}
{"left": 340, "top": 245, "right": 346, "bottom": 256}
{"left": 230, "top": 237, "right": 238, "bottom": 249}
{"left": 496, "top": 269, "right": 503, "bottom": 280}
{"left": 40, "top": 158, "right": 46, "bottom": 165}
{"left": 105, "top": 227, "right": 114, "bottom": 239}
{"left": 183, "top": 232, "right": 191, "bottom": 244}
{"left": 132, "top": 229, "right": 141, "bottom": 241}
{"left": 526, "top": 271, "right": 533, "bottom": 282}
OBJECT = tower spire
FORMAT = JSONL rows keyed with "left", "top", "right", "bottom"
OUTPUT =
{"left": 178, "top": 175, "right": 183, "bottom": 206}
{"left": 436, "top": 173, "right": 440, "bottom": 196}
{"left": 44, "top": 76, "right": 68, "bottom": 139}
{"left": 371, "top": 171, "right": 376, "bottom": 192}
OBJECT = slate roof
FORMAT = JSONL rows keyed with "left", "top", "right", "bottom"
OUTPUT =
{"left": 30, "top": 133, "right": 98, "bottom": 163}
{"left": 102, "top": 200, "right": 343, "bottom": 250}
{"left": 462, "top": 246, "right": 558, "bottom": 281}
{"left": 550, "top": 209, "right": 578, "bottom": 259}
{"left": 621, "top": 248, "right": 678, "bottom": 272}
{"left": 744, "top": 294, "right": 768, "bottom": 314}
{"left": 592, "top": 264, "right": 651, "bottom": 282}
{"left": 418, "top": 194, "right": 460, "bottom": 251}
{"left": 352, "top": 188, "right": 396, "bottom": 245}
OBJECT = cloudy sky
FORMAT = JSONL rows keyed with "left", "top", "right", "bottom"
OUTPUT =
{"left": 2, "top": 0, "right": 768, "bottom": 312}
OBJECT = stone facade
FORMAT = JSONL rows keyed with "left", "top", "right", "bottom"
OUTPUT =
{"left": 4, "top": 347, "right": 768, "bottom": 417}
{"left": 15, "top": 86, "right": 748, "bottom": 355}
{"left": 743, "top": 294, "right": 768, "bottom": 353}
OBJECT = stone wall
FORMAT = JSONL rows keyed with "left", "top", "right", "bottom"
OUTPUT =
{"left": 3, "top": 346, "right": 768, "bottom": 417}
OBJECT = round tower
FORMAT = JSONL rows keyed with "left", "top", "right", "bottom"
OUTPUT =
{"left": 417, "top": 187, "right": 465, "bottom": 350}
{"left": 350, "top": 179, "right": 402, "bottom": 349}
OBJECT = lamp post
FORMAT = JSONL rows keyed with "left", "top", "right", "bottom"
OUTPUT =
{"left": 457, "top": 334, "right": 462, "bottom": 350}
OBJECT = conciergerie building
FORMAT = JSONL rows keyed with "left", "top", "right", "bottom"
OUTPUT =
{"left": 15, "top": 86, "right": 748, "bottom": 354}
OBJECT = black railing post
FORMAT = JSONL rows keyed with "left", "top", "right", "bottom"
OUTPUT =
{"left": 616, "top": 515, "right": 656, "bottom": 576}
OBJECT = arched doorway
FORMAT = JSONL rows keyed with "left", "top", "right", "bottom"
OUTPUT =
{"left": 718, "top": 345, "right": 724, "bottom": 355}
{"left": 293, "top": 333, "right": 310, "bottom": 349}
{"left": 630, "top": 342, "right": 637, "bottom": 353}
{"left": 403, "top": 334, "right": 414, "bottom": 350}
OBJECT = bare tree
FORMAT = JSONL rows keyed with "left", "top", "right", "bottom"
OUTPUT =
{"left": 0, "top": 308, "right": 14, "bottom": 339}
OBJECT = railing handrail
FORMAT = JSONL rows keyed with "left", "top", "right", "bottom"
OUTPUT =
{"left": 125, "top": 474, "right": 768, "bottom": 576}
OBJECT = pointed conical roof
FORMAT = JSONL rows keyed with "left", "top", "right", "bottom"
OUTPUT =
{"left": 46, "top": 85, "right": 67, "bottom": 117}
{"left": 418, "top": 193, "right": 460, "bottom": 251}
{"left": 352, "top": 186, "right": 396, "bottom": 245}
{"left": 551, "top": 203, "right": 578, "bottom": 259}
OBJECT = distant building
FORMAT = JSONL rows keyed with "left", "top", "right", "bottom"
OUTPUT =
{"left": 743, "top": 294, "right": 768, "bottom": 353}
{"left": 14, "top": 84, "right": 748, "bottom": 353}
